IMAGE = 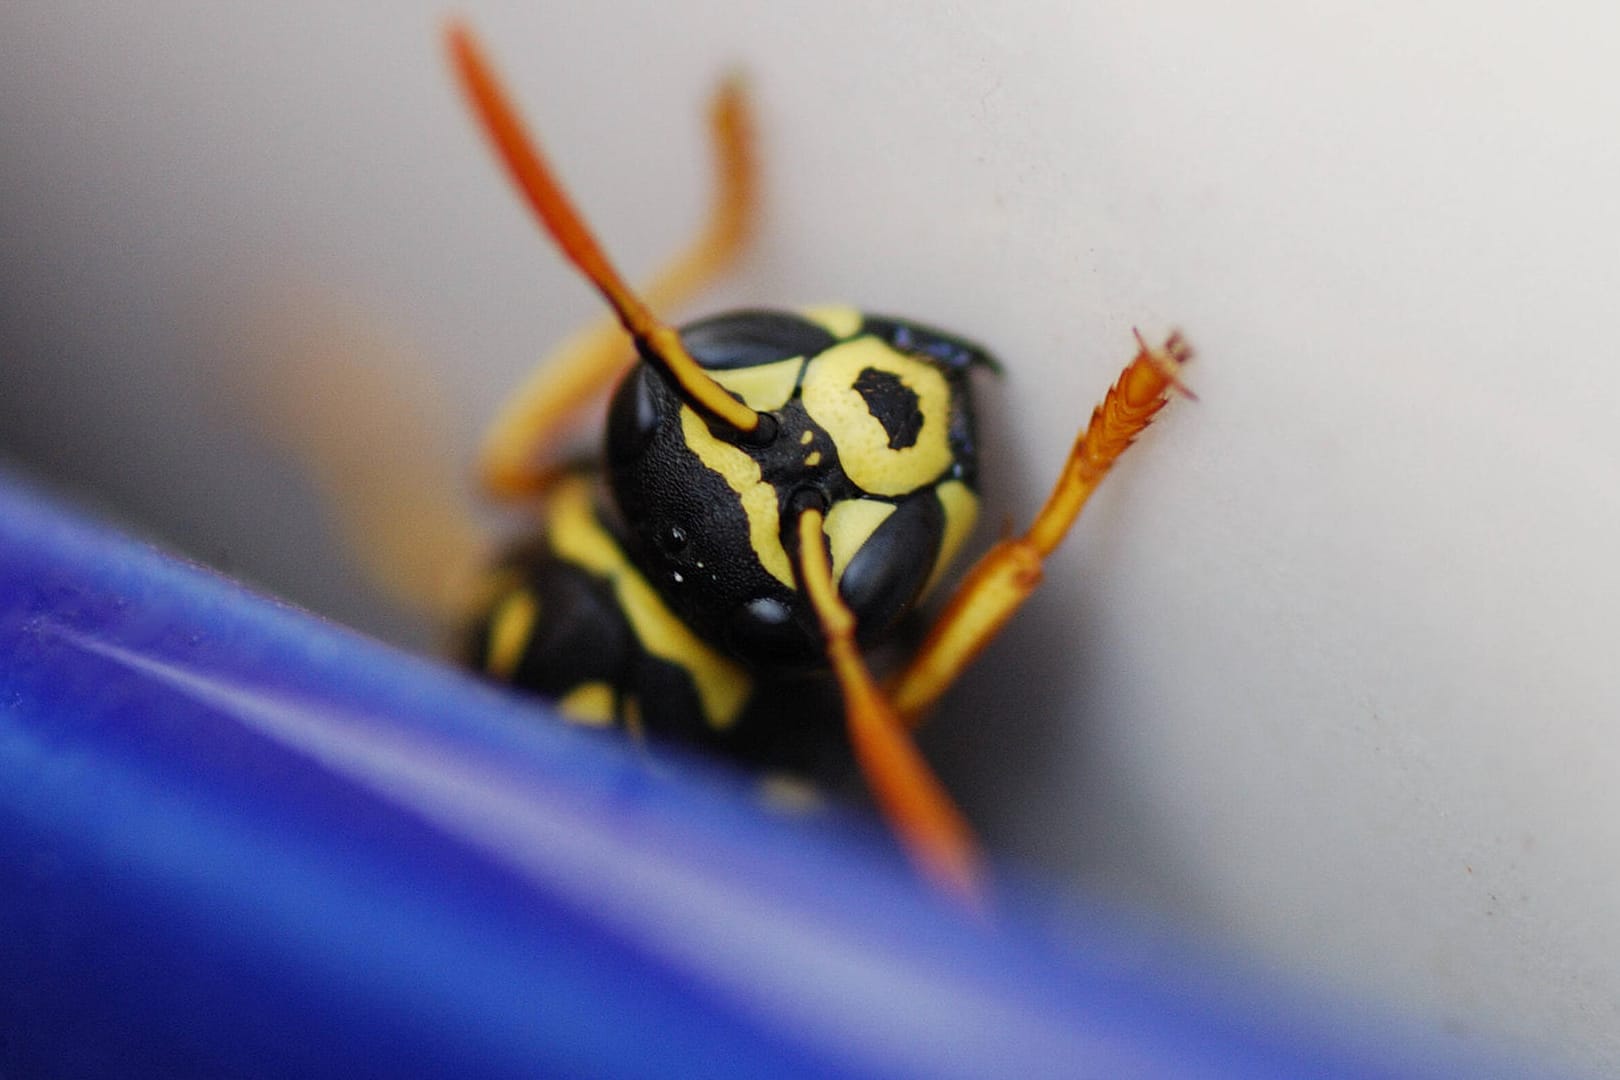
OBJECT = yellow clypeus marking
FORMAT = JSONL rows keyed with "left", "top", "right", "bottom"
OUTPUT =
{"left": 707, "top": 356, "right": 803, "bottom": 412}
{"left": 679, "top": 406, "right": 796, "bottom": 588}
{"left": 800, "top": 304, "right": 862, "bottom": 339}
{"left": 801, "top": 337, "right": 954, "bottom": 497}
{"left": 557, "top": 681, "right": 616, "bottom": 727}
{"left": 822, "top": 497, "right": 896, "bottom": 583}
{"left": 923, "top": 480, "right": 980, "bottom": 598}
{"left": 485, "top": 588, "right": 539, "bottom": 678}
{"left": 548, "top": 478, "right": 750, "bottom": 729}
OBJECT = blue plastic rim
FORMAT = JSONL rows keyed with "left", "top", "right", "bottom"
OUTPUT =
{"left": 0, "top": 471, "right": 1555, "bottom": 1078}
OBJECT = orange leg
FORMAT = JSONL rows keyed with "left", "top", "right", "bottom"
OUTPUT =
{"left": 466, "top": 44, "right": 761, "bottom": 500}
{"left": 891, "top": 331, "right": 1194, "bottom": 725}
{"left": 794, "top": 510, "right": 987, "bottom": 910}
{"left": 239, "top": 295, "right": 491, "bottom": 621}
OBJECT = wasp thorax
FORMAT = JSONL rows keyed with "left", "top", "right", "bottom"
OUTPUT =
{"left": 605, "top": 308, "right": 991, "bottom": 670}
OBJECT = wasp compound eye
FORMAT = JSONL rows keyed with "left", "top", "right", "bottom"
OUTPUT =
{"left": 606, "top": 366, "right": 665, "bottom": 466}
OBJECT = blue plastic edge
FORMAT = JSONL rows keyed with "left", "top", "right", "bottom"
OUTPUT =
{"left": 0, "top": 471, "right": 1561, "bottom": 1079}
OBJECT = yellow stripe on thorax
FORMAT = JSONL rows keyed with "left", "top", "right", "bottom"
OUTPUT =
{"left": 556, "top": 681, "right": 616, "bottom": 727}
{"left": 548, "top": 478, "right": 751, "bottom": 729}
{"left": 484, "top": 586, "right": 539, "bottom": 679}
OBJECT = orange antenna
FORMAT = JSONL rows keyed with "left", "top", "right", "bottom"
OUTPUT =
{"left": 445, "top": 20, "right": 765, "bottom": 437}
{"left": 794, "top": 509, "right": 987, "bottom": 908}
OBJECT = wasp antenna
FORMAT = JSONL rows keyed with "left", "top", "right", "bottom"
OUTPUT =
{"left": 793, "top": 508, "right": 988, "bottom": 910}
{"left": 1132, "top": 327, "right": 1197, "bottom": 402}
{"left": 444, "top": 20, "right": 765, "bottom": 436}
{"left": 707, "top": 71, "right": 757, "bottom": 258}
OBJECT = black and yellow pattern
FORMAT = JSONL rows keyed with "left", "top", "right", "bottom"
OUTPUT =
{"left": 446, "top": 25, "right": 1189, "bottom": 901}
{"left": 468, "top": 306, "right": 995, "bottom": 757}
{"left": 466, "top": 471, "right": 754, "bottom": 746}
{"left": 606, "top": 307, "right": 993, "bottom": 670}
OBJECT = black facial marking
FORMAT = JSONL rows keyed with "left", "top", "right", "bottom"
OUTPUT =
{"left": 852, "top": 367, "right": 923, "bottom": 450}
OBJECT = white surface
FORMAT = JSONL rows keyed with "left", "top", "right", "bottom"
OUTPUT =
{"left": 3, "top": 2, "right": 1617, "bottom": 1072}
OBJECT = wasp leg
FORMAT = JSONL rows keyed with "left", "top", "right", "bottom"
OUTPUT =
{"left": 794, "top": 509, "right": 987, "bottom": 908}
{"left": 891, "top": 331, "right": 1194, "bottom": 725}
{"left": 236, "top": 293, "right": 492, "bottom": 622}
{"left": 475, "top": 67, "right": 759, "bottom": 499}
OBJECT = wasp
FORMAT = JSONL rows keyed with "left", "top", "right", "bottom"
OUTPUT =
{"left": 435, "top": 24, "right": 1191, "bottom": 906}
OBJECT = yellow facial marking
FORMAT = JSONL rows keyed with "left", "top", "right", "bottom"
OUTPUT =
{"left": 557, "top": 681, "right": 616, "bottom": 727}
{"left": 800, "top": 304, "right": 862, "bottom": 340}
{"left": 679, "top": 406, "right": 795, "bottom": 588}
{"left": 801, "top": 338, "right": 954, "bottom": 497}
{"left": 548, "top": 478, "right": 751, "bottom": 728}
{"left": 923, "top": 480, "right": 980, "bottom": 597}
{"left": 707, "top": 356, "right": 803, "bottom": 412}
{"left": 822, "top": 497, "right": 896, "bottom": 583}
{"left": 804, "top": 450, "right": 822, "bottom": 467}
{"left": 800, "top": 430, "right": 814, "bottom": 445}
{"left": 485, "top": 588, "right": 538, "bottom": 679}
